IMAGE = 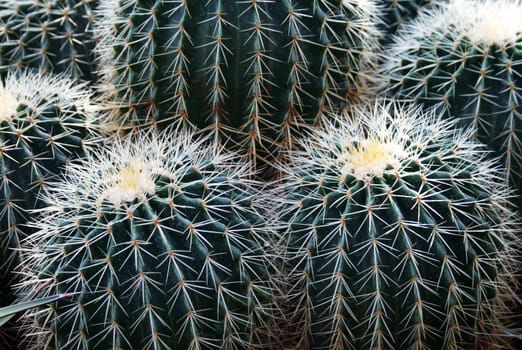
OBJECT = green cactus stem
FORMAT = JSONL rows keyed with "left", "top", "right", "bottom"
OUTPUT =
{"left": 276, "top": 101, "right": 520, "bottom": 350}
{"left": 17, "top": 130, "right": 277, "bottom": 350}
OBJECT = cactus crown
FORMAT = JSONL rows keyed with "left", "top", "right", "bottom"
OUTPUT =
{"left": 291, "top": 102, "right": 460, "bottom": 180}
{"left": 49, "top": 130, "right": 243, "bottom": 215}
{"left": 94, "top": 152, "right": 160, "bottom": 208}
{"left": 0, "top": 86, "right": 17, "bottom": 120}
{"left": 335, "top": 114, "right": 412, "bottom": 178}
{"left": 0, "top": 69, "right": 94, "bottom": 113}
{"left": 339, "top": 138, "right": 407, "bottom": 178}
{"left": 464, "top": 1, "right": 522, "bottom": 44}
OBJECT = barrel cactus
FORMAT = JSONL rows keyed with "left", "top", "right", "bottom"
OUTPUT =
{"left": 17, "top": 130, "right": 277, "bottom": 349}
{"left": 380, "top": 0, "right": 522, "bottom": 207}
{"left": 0, "top": 70, "right": 100, "bottom": 307}
{"left": 96, "top": 0, "right": 380, "bottom": 164}
{"left": 0, "top": 0, "right": 99, "bottom": 83}
{"left": 276, "top": 102, "right": 519, "bottom": 350}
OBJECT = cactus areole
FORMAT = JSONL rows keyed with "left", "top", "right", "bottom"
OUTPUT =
{"left": 97, "top": 0, "right": 378, "bottom": 162}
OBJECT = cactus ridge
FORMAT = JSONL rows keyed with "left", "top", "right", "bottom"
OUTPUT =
{"left": 381, "top": 0, "right": 522, "bottom": 205}
{"left": 17, "top": 130, "right": 277, "bottom": 350}
{"left": 276, "top": 102, "right": 519, "bottom": 350}
{"left": 0, "top": 70, "right": 99, "bottom": 295}
{"left": 96, "top": 0, "right": 380, "bottom": 163}
{"left": 0, "top": 0, "right": 99, "bottom": 82}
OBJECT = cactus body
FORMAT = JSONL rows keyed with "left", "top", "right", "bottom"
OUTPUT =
{"left": 381, "top": 0, "right": 522, "bottom": 206}
{"left": 96, "top": 0, "right": 380, "bottom": 163}
{"left": 0, "top": 0, "right": 99, "bottom": 83}
{"left": 0, "top": 70, "right": 99, "bottom": 306}
{"left": 276, "top": 102, "right": 519, "bottom": 350}
{"left": 18, "top": 131, "right": 276, "bottom": 350}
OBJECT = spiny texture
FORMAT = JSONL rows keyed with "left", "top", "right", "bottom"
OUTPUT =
{"left": 381, "top": 0, "right": 522, "bottom": 207}
{"left": 0, "top": 0, "right": 99, "bottom": 83}
{"left": 376, "top": 0, "right": 446, "bottom": 44}
{"left": 276, "top": 102, "right": 519, "bottom": 350}
{"left": 0, "top": 70, "right": 100, "bottom": 307}
{"left": 96, "top": 0, "right": 380, "bottom": 164}
{"left": 18, "top": 131, "right": 277, "bottom": 350}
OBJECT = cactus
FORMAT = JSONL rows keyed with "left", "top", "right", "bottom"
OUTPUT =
{"left": 96, "top": 0, "right": 380, "bottom": 164}
{"left": 17, "top": 130, "right": 277, "bottom": 350}
{"left": 0, "top": 0, "right": 99, "bottom": 83}
{"left": 376, "top": 0, "right": 446, "bottom": 44}
{"left": 0, "top": 70, "right": 100, "bottom": 309}
{"left": 380, "top": 0, "right": 522, "bottom": 207}
{"left": 276, "top": 101, "right": 519, "bottom": 350}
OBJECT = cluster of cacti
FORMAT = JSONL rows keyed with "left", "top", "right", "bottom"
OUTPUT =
{"left": 16, "top": 131, "right": 276, "bottom": 350}
{"left": 0, "top": 0, "right": 519, "bottom": 350}
{"left": 95, "top": 0, "right": 381, "bottom": 163}
{"left": 0, "top": 0, "right": 99, "bottom": 82}
{"left": 275, "top": 101, "right": 519, "bottom": 350}
{"left": 380, "top": 0, "right": 522, "bottom": 207}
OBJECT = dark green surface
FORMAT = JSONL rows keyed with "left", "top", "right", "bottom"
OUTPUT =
{"left": 0, "top": 74, "right": 97, "bottom": 309}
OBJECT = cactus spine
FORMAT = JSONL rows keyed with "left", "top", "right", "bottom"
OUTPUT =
{"left": 0, "top": 70, "right": 100, "bottom": 308}
{"left": 381, "top": 0, "right": 522, "bottom": 206}
{"left": 96, "top": 0, "right": 380, "bottom": 164}
{"left": 0, "top": 0, "right": 99, "bottom": 82}
{"left": 276, "top": 102, "right": 519, "bottom": 350}
{"left": 17, "top": 131, "right": 277, "bottom": 350}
